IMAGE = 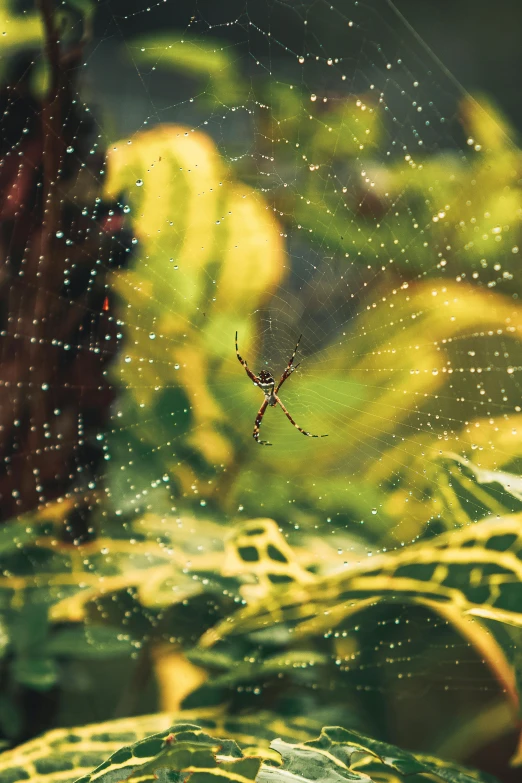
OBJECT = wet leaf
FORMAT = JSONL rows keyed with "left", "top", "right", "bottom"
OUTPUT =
{"left": 202, "top": 513, "right": 522, "bottom": 645}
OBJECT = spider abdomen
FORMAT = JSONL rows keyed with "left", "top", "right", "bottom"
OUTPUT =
{"left": 257, "top": 380, "right": 277, "bottom": 405}
{"left": 256, "top": 370, "right": 276, "bottom": 403}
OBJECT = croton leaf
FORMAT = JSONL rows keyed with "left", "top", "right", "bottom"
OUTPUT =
{"left": 261, "top": 727, "right": 499, "bottom": 783}
{"left": 73, "top": 723, "right": 264, "bottom": 783}
{"left": 201, "top": 512, "right": 522, "bottom": 646}
{"left": 0, "top": 712, "right": 175, "bottom": 783}
{"left": 442, "top": 453, "right": 522, "bottom": 503}
{"left": 0, "top": 718, "right": 499, "bottom": 783}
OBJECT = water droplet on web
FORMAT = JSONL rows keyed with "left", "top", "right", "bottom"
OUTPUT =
{"left": 66, "top": 146, "right": 74, "bottom": 153}
{"left": 123, "top": 205, "right": 131, "bottom": 213}
{"left": 298, "top": 56, "right": 305, "bottom": 64}
{"left": 149, "top": 332, "right": 156, "bottom": 340}
{"left": 371, "top": 508, "right": 377, "bottom": 515}
{"left": 136, "top": 179, "right": 143, "bottom": 187}
{"left": 55, "top": 231, "right": 64, "bottom": 238}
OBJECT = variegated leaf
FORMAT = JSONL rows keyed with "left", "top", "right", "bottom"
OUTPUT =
{"left": 261, "top": 727, "right": 498, "bottom": 783}
{"left": 0, "top": 718, "right": 498, "bottom": 783}
{"left": 201, "top": 514, "right": 522, "bottom": 646}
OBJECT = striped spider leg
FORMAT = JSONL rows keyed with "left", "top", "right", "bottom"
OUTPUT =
{"left": 275, "top": 333, "right": 302, "bottom": 393}
{"left": 235, "top": 332, "right": 328, "bottom": 445}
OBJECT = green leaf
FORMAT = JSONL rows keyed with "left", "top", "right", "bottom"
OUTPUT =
{"left": 0, "top": 709, "right": 321, "bottom": 783}
{"left": 0, "top": 717, "right": 501, "bottom": 783}
{"left": 12, "top": 655, "right": 59, "bottom": 690}
{"left": 74, "top": 724, "right": 265, "bottom": 783}
{"left": 264, "top": 727, "right": 499, "bottom": 783}
{"left": 442, "top": 452, "right": 522, "bottom": 503}
{"left": 0, "top": 521, "right": 39, "bottom": 556}
{"left": 260, "top": 738, "right": 370, "bottom": 783}
{"left": 0, "top": 712, "right": 176, "bottom": 783}
{"left": 201, "top": 513, "right": 522, "bottom": 646}
{"left": 46, "top": 626, "right": 136, "bottom": 658}
{"left": 0, "top": 693, "right": 23, "bottom": 741}
{"left": 131, "top": 36, "right": 247, "bottom": 105}
{"left": 10, "top": 603, "right": 50, "bottom": 655}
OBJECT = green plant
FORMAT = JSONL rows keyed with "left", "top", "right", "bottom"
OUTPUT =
{"left": 1, "top": 1, "right": 522, "bottom": 781}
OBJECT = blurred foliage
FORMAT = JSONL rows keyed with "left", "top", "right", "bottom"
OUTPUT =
{"left": 132, "top": 37, "right": 522, "bottom": 283}
{"left": 99, "top": 34, "right": 522, "bottom": 543}
{"left": 104, "top": 123, "right": 285, "bottom": 488}
{"left": 1, "top": 3, "right": 522, "bottom": 783}
{"left": 0, "top": 0, "right": 43, "bottom": 61}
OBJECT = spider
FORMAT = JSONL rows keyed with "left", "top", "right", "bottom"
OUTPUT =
{"left": 235, "top": 332, "right": 328, "bottom": 445}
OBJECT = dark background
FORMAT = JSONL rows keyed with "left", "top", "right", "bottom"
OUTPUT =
{"left": 394, "top": 0, "right": 522, "bottom": 130}
{"left": 90, "top": 0, "right": 522, "bottom": 140}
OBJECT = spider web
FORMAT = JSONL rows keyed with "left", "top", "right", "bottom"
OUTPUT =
{"left": 1, "top": 0, "right": 521, "bottom": 769}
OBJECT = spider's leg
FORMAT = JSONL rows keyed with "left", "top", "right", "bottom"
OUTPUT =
{"left": 236, "top": 331, "right": 259, "bottom": 385}
{"left": 288, "top": 334, "right": 302, "bottom": 369}
{"left": 275, "top": 333, "right": 302, "bottom": 393}
{"left": 253, "top": 399, "right": 271, "bottom": 445}
{"left": 274, "top": 395, "right": 328, "bottom": 439}
{"left": 276, "top": 362, "right": 300, "bottom": 393}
